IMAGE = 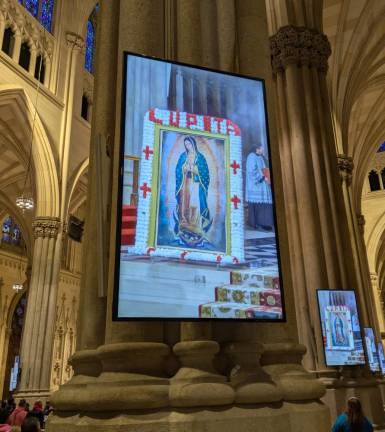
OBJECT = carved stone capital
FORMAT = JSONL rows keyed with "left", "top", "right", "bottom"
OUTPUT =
{"left": 33, "top": 217, "right": 61, "bottom": 239}
{"left": 270, "top": 25, "right": 331, "bottom": 74}
{"left": 337, "top": 154, "right": 354, "bottom": 185}
{"left": 370, "top": 272, "right": 378, "bottom": 283}
{"left": 66, "top": 32, "right": 85, "bottom": 52}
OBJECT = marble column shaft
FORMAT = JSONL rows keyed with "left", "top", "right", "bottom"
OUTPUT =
{"left": 19, "top": 217, "right": 61, "bottom": 393}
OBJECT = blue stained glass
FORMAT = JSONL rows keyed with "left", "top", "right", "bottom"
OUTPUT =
{"left": 85, "top": 20, "right": 95, "bottom": 73}
{"left": 41, "top": 0, "right": 54, "bottom": 32}
{"left": 378, "top": 142, "right": 385, "bottom": 153}
{"left": 24, "top": 0, "right": 39, "bottom": 18}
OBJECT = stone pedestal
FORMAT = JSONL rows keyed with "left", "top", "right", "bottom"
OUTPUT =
{"left": 226, "top": 342, "right": 281, "bottom": 404}
{"left": 170, "top": 340, "right": 234, "bottom": 407}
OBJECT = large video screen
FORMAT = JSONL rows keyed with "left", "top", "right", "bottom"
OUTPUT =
{"left": 114, "top": 52, "right": 284, "bottom": 320}
{"left": 364, "top": 328, "right": 380, "bottom": 372}
{"left": 317, "top": 290, "right": 365, "bottom": 366}
{"left": 378, "top": 342, "right": 385, "bottom": 375}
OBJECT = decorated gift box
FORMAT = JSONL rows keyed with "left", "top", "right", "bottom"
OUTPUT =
{"left": 215, "top": 285, "right": 282, "bottom": 307}
{"left": 230, "top": 268, "right": 280, "bottom": 290}
{"left": 127, "top": 108, "right": 245, "bottom": 264}
{"left": 199, "top": 302, "right": 282, "bottom": 319}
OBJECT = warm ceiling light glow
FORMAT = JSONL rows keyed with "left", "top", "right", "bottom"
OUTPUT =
{"left": 15, "top": 196, "right": 34, "bottom": 211}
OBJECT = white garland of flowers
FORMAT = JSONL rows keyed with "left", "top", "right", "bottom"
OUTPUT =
{"left": 128, "top": 108, "right": 245, "bottom": 263}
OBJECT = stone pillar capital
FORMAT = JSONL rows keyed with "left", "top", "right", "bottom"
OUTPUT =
{"left": 337, "top": 154, "right": 354, "bottom": 185}
{"left": 66, "top": 32, "right": 85, "bottom": 52}
{"left": 33, "top": 217, "right": 61, "bottom": 239}
{"left": 270, "top": 25, "right": 331, "bottom": 74}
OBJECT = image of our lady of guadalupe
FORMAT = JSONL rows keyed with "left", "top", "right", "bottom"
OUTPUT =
{"left": 174, "top": 135, "right": 213, "bottom": 248}
{"left": 332, "top": 314, "right": 348, "bottom": 347}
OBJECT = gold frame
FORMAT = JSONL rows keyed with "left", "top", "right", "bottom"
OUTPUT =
{"left": 147, "top": 123, "right": 232, "bottom": 255}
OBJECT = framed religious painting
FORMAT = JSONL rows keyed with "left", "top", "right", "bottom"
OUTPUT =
{"left": 114, "top": 52, "right": 285, "bottom": 321}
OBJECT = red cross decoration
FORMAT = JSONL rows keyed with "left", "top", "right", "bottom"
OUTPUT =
{"left": 180, "top": 251, "right": 188, "bottom": 260}
{"left": 216, "top": 255, "right": 222, "bottom": 263}
{"left": 143, "top": 146, "right": 153, "bottom": 160}
{"left": 230, "top": 160, "right": 240, "bottom": 175}
{"left": 140, "top": 182, "right": 151, "bottom": 198}
{"left": 231, "top": 195, "right": 241, "bottom": 209}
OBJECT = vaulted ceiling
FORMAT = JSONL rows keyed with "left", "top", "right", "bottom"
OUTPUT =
{"left": 323, "top": 0, "right": 385, "bottom": 210}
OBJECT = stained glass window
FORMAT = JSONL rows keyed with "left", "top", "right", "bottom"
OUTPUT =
{"left": 85, "top": 20, "right": 95, "bottom": 73}
{"left": 24, "top": 0, "right": 39, "bottom": 18}
{"left": 18, "top": 0, "right": 55, "bottom": 33}
{"left": 40, "top": 0, "right": 54, "bottom": 32}
{"left": 1, "top": 216, "right": 23, "bottom": 247}
{"left": 378, "top": 142, "right": 385, "bottom": 153}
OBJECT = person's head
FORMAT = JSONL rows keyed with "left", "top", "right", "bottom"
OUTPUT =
{"left": 21, "top": 417, "right": 40, "bottom": 432}
{"left": 347, "top": 397, "right": 364, "bottom": 431}
{"left": 0, "top": 408, "right": 8, "bottom": 424}
{"left": 32, "top": 401, "right": 42, "bottom": 412}
{"left": 255, "top": 144, "right": 264, "bottom": 155}
{"left": 18, "top": 399, "right": 27, "bottom": 408}
{"left": 184, "top": 136, "right": 197, "bottom": 153}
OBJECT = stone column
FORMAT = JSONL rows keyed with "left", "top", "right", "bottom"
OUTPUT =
{"left": 29, "top": 45, "right": 37, "bottom": 76}
{"left": 11, "top": 29, "right": 22, "bottom": 62}
{"left": 370, "top": 273, "right": 385, "bottom": 334}
{"left": 17, "top": 217, "right": 61, "bottom": 400}
{"left": 269, "top": 24, "right": 349, "bottom": 371}
{"left": 0, "top": 12, "right": 6, "bottom": 49}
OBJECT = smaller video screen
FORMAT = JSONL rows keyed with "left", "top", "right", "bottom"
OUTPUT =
{"left": 364, "top": 327, "right": 380, "bottom": 372}
{"left": 378, "top": 342, "right": 385, "bottom": 375}
{"left": 317, "top": 290, "right": 365, "bottom": 366}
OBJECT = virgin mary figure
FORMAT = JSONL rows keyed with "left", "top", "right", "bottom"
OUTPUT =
{"left": 174, "top": 135, "right": 212, "bottom": 247}
{"left": 332, "top": 314, "right": 347, "bottom": 347}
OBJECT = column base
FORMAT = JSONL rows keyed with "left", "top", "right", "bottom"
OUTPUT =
{"left": 14, "top": 389, "right": 51, "bottom": 405}
{"left": 47, "top": 401, "right": 331, "bottom": 432}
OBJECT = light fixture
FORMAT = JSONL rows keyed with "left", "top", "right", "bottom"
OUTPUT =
{"left": 15, "top": 196, "right": 34, "bottom": 212}
{"left": 15, "top": 27, "right": 46, "bottom": 213}
{"left": 12, "top": 283, "right": 23, "bottom": 292}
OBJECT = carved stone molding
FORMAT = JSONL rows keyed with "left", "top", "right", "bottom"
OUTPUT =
{"left": 337, "top": 154, "right": 354, "bottom": 185}
{"left": 66, "top": 32, "right": 85, "bottom": 52}
{"left": 270, "top": 25, "right": 331, "bottom": 74}
{"left": 33, "top": 217, "right": 61, "bottom": 239}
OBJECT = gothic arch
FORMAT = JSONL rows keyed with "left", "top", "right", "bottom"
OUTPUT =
{"left": 0, "top": 85, "right": 59, "bottom": 218}
{"left": 323, "top": 1, "right": 385, "bottom": 213}
{"left": 66, "top": 158, "right": 88, "bottom": 216}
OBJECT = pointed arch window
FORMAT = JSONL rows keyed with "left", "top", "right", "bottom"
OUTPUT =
{"left": 85, "top": 20, "right": 95, "bottom": 73}
{"left": 85, "top": 4, "right": 99, "bottom": 74}
{"left": 369, "top": 170, "right": 381, "bottom": 192}
{"left": 18, "top": 0, "right": 55, "bottom": 32}
{"left": 2, "top": 27, "right": 15, "bottom": 56}
{"left": 1, "top": 216, "right": 23, "bottom": 247}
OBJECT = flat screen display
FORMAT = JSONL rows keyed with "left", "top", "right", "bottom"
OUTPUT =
{"left": 114, "top": 52, "right": 284, "bottom": 320}
{"left": 317, "top": 290, "right": 365, "bottom": 366}
{"left": 364, "top": 327, "right": 380, "bottom": 372}
{"left": 378, "top": 342, "right": 385, "bottom": 375}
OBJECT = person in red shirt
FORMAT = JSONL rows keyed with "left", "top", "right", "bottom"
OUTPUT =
{"left": 7, "top": 399, "right": 27, "bottom": 427}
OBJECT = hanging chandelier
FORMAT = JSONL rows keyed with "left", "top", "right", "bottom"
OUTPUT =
{"left": 12, "top": 283, "right": 23, "bottom": 292}
{"left": 16, "top": 196, "right": 34, "bottom": 211}
{"left": 15, "top": 28, "right": 46, "bottom": 213}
